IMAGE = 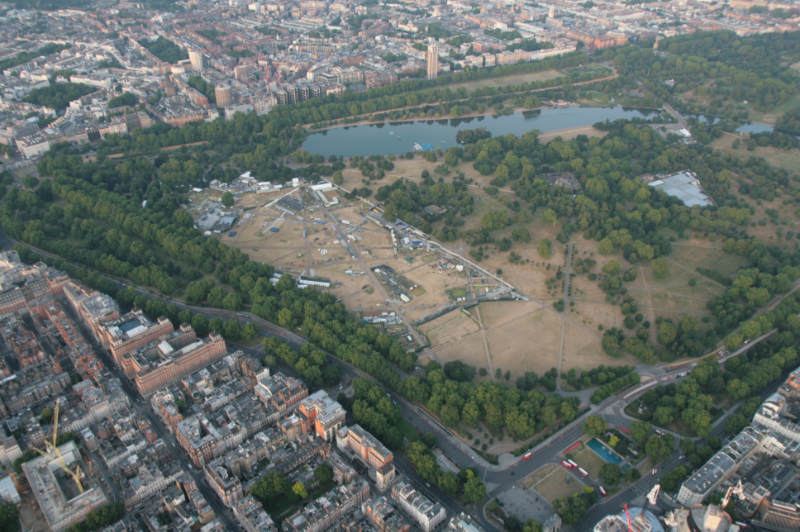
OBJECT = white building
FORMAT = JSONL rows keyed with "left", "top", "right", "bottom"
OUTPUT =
{"left": 676, "top": 427, "right": 764, "bottom": 506}
{"left": 391, "top": 481, "right": 447, "bottom": 532}
{"left": 16, "top": 134, "right": 50, "bottom": 158}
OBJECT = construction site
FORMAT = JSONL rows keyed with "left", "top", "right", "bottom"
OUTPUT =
{"left": 188, "top": 178, "right": 519, "bottom": 354}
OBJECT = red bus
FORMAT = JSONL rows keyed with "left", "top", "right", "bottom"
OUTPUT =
{"left": 564, "top": 441, "right": 582, "bottom": 454}
{"left": 578, "top": 468, "right": 589, "bottom": 478}
{"left": 522, "top": 452, "right": 533, "bottom": 461}
{"left": 567, "top": 460, "right": 578, "bottom": 468}
{"left": 561, "top": 461, "right": 573, "bottom": 469}
{"left": 617, "top": 426, "right": 631, "bottom": 434}
{"left": 598, "top": 486, "right": 607, "bottom": 496}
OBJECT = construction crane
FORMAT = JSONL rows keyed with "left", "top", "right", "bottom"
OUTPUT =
{"left": 641, "top": 469, "right": 658, "bottom": 514}
{"left": 624, "top": 504, "right": 634, "bottom": 532}
{"left": 34, "top": 402, "right": 84, "bottom": 493}
{"left": 721, "top": 481, "right": 744, "bottom": 508}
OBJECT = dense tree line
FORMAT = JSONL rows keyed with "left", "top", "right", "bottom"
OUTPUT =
{"left": 263, "top": 337, "right": 340, "bottom": 389}
{"left": 403, "top": 361, "right": 580, "bottom": 439}
{"left": 65, "top": 503, "right": 125, "bottom": 532}
{"left": 138, "top": 37, "right": 189, "bottom": 64}
{"left": 0, "top": 42, "right": 70, "bottom": 71}
{"left": 106, "top": 92, "right": 137, "bottom": 109}
{"left": 407, "top": 439, "right": 486, "bottom": 504}
{"left": 599, "top": 31, "right": 800, "bottom": 119}
{"left": 23, "top": 82, "right": 96, "bottom": 111}
{"left": 187, "top": 75, "right": 216, "bottom": 104}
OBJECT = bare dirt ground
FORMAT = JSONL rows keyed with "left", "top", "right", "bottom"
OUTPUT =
{"left": 478, "top": 300, "right": 542, "bottom": 329}
{"left": 434, "top": 336, "right": 491, "bottom": 378}
{"left": 421, "top": 311, "right": 481, "bottom": 347}
{"left": 485, "top": 309, "right": 561, "bottom": 379}
{"left": 19, "top": 493, "right": 50, "bottom": 532}
{"left": 530, "top": 466, "right": 585, "bottom": 503}
{"left": 561, "top": 321, "right": 624, "bottom": 373}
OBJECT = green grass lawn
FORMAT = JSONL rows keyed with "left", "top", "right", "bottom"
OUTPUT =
{"left": 586, "top": 90, "right": 610, "bottom": 103}
{"left": 398, "top": 418, "right": 419, "bottom": 442}
{"left": 234, "top": 335, "right": 264, "bottom": 348}
{"left": 449, "top": 288, "right": 468, "bottom": 299}
{"left": 773, "top": 97, "right": 800, "bottom": 114}
{"left": 573, "top": 447, "right": 608, "bottom": 479}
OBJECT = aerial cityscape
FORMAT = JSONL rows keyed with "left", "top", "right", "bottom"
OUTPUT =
{"left": 0, "top": 0, "right": 799, "bottom": 530}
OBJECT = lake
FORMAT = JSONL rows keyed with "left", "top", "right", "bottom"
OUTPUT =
{"left": 302, "top": 106, "right": 665, "bottom": 157}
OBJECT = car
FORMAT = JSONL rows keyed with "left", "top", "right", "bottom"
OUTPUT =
{"left": 679, "top": 455, "right": 685, "bottom": 460}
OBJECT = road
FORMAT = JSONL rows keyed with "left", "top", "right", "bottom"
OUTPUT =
{"left": 556, "top": 222, "right": 575, "bottom": 389}
{"left": 57, "top": 301, "right": 243, "bottom": 532}
{"left": 0, "top": 213, "right": 788, "bottom": 532}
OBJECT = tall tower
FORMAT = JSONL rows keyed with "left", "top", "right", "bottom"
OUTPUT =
{"left": 549, "top": 6, "right": 555, "bottom": 17}
{"left": 189, "top": 51, "right": 205, "bottom": 72}
{"left": 426, "top": 43, "right": 439, "bottom": 81}
{"left": 215, "top": 86, "right": 233, "bottom": 108}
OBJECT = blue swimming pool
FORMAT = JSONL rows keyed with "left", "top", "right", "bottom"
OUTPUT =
{"left": 587, "top": 438, "right": 625, "bottom": 465}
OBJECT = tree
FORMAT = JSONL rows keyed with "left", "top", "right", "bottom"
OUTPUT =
{"left": 538, "top": 238, "right": 552, "bottom": 258}
{"left": 541, "top": 208, "right": 557, "bottom": 226}
{"left": 598, "top": 238, "right": 614, "bottom": 254}
{"left": 512, "top": 228, "right": 531, "bottom": 242}
{"left": 421, "top": 433, "right": 437, "bottom": 448}
{"left": 727, "top": 379, "right": 751, "bottom": 401}
{"left": 40, "top": 407, "right": 53, "bottom": 424}
{"left": 624, "top": 468, "right": 641, "bottom": 483}
{"left": 630, "top": 420, "right": 652, "bottom": 446}
{"left": 583, "top": 416, "right": 607, "bottom": 438}
{"left": 221, "top": 191, "right": 235, "bottom": 208}
{"left": 652, "top": 258, "right": 669, "bottom": 279}
{"left": 292, "top": 482, "right": 308, "bottom": 499}
{"left": 462, "top": 471, "right": 487, "bottom": 505}
{"left": 438, "top": 471, "right": 460, "bottom": 495}
{"left": 314, "top": 464, "right": 333, "bottom": 484}
{"left": 242, "top": 322, "right": 259, "bottom": 340}
{"left": 0, "top": 503, "right": 19, "bottom": 532}
{"left": 599, "top": 463, "right": 621, "bottom": 485}
{"left": 657, "top": 321, "right": 677, "bottom": 345}
{"left": 250, "top": 471, "right": 290, "bottom": 504}
{"left": 383, "top": 204, "right": 397, "bottom": 221}
{"left": 602, "top": 259, "right": 621, "bottom": 275}
{"left": 646, "top": 433, "right": 674, "bottom": 463}
{"left": 725, "top": 413, "right": 748, "bottom": 435}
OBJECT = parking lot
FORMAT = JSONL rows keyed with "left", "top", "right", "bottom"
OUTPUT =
{"left": 497, "top": 484, "right": 556, "bottom": 525}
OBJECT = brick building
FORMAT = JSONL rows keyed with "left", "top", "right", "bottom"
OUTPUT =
{"left": 299, "top": 390, "right": 346, "bottom": 441}
{"left": 101, "top": 310, "right": 174, "bottom": 367}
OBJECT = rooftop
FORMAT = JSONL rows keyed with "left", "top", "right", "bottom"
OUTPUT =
{"left": 648, "top": 171, "right": 713, "bottom": 208}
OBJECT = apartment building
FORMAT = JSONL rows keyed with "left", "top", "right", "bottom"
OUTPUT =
{"left": 233, "top": 495, "right": 277, "bottom": 532}
{"left": 255, "top": 371, "right": 309, "bottom": 414}
{"left": 0, "top": 251, "right": 69, "bottom": 318}
{"left": 337, "top": 424, "right": 396, "bottom": 490}
{"left": 677, "top": 427, "right": 764, "bottom": 506}
{"left": 101, "top": 310, "right": 174, "bottom": 368}
{"left": 133, "top": 332, "right": 227, "bottom": 397}
{"left": 299, "top": 390, "right": 346, "bottom": 441}
{"left": 363, "top": 496, "right": 412, "bottom": 532}
{"left": 63, "top": 281, "right": 120, "bottom": 343}
{"left": 205, "top": 459, "right": 244, "bottom": 508}
{"left": 391, "top": 481, "right": 447, "bottom": 532}
{"left": 282, "top": 478, "right": 370, "bottom": 532}
{"left": 337, "top": 424, "right": 393, "bottom": 470}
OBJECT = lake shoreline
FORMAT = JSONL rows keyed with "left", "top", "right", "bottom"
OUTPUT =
{"left": 301, "top": 106, "right": 668, "bottom": 157}
{"left": 304, "top": 103, "right": 668, "bottom": 134}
